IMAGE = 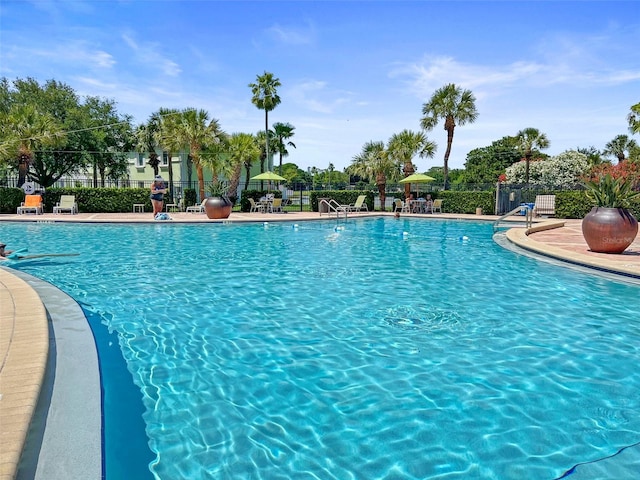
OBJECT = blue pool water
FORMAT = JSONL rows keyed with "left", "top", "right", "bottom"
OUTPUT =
{"left": 2, "top": 218, "right": 639, "bottom": 479}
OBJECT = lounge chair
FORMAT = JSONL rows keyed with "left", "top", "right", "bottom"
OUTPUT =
{"left": 249, "top": 198, "right": 265, "bottom": 213}
{"left": 53, "top": 195, "right": 78, "bottom": 214}
{"left": 17, "top": 194, "right": 43, "bottom": 215}
{"left": 533, "top": 195, "right": 555, "bottom": 217}
{"left": 431, "top": 199, "right": 443, "bottom": 213}
{"left": 186, "top": 199, "right": 207, "bottom": 213}
{"left": 348, "top": 195, "right": 368, "bottom": 212}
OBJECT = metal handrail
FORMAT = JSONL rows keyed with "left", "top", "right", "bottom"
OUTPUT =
{"left": 493, "top": 205, "right": 529, "bottom": 232}
{"left": 319, "top": 198, "right": 348, "bottom": 218}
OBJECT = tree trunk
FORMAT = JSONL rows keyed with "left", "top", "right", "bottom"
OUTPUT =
{"left": 228, "top": 161, "right": 242, "bottom": 203}
{"left": 196, "top": 161, "right": 205, "bottom": 201}
{"left": 443, "top": 118, "right": 455, "bottom": 190}
{"left": 376, "top": 173, "right": 386, "bottom": 211}
{"left": 17, "top": 154, "right": 29, "bottom": 188}
{"left": 244, "top": 163, "right": 251, "bottom": 190}
{"left": 167, "top": 152, "right": 175, "bottom": 203}
{"left": 263, "top": 110, "right": 269, "bottom": 174}
{"left": 187, "top": 155, "right": 193, "bottom": 189}
{"left": 403, "top": 161, "right": 415, "bottom": 198}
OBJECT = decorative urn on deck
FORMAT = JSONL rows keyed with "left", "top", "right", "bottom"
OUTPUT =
{"left": 582, "top": 207, "right": 638, "bottom": 254}
{"left": 204, "top": 196, "right": 233, "bottom": 219}
{"left": 204, "top": 180, "right": 233, "bottom": 219}
{"left": 581, "top": 174, "right": 639, "bottom": 254}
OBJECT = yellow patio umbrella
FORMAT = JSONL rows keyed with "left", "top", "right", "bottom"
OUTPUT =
{"left": 398, "top": 173, "right": 435, "bottom": 197}
{"left": 251, "top": 170, "right": 287, "bottom": 193}
{"left": 251, "top": 171, "right": 287, "bottom": 182}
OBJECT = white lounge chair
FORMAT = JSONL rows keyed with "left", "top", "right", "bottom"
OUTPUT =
{"left": 431, "top": 199, "right": 443, "bottom": 213}
{"left": 53, "top": 195, "right": 78, "bottom": 214}
{"left": 186, "top": 199, "right": 207, "bottom": 213}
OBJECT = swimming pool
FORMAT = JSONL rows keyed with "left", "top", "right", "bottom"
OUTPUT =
{"left": 3, "top": 218, "right": 640, "bottom": 479}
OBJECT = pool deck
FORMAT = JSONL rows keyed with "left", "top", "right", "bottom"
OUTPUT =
{"left": 1, "top": 210, "right": 639, "bottom": 479}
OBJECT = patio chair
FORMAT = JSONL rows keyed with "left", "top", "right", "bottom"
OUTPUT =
{"left": 394, "top": 199, "right": 410, "bottom": 213}
{"left": 533, "top": 195, "right": 555, "bottom": 217}
{"left": 17, "top": 194, "right": 43, "bottom": 215}
{"left": 270, "top": 198, "right": 283, "bottom": 213}
{"left": 53, "top": 195, "right": 78, "bottom": 214}
{"left": 249, "top": 198, "right": 265, "bottom": 213}
{"left": 432, "top": 199, "right": 443, "bottom": 213}
{"left": 186, "top": 199, "right": 207, "bottom": 213}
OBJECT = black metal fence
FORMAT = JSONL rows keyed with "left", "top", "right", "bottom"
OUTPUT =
{"left": 1, "top": 175, "right": 585, "bottom": 214}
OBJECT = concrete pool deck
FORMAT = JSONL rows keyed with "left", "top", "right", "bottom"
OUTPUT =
{"left": 1, "top": 210, "right": 639, "bottom": 479}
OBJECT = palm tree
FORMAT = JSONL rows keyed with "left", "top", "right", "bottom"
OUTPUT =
{"left": 0, "top": 104, "right": 63, "bottom": 187}
{"left": 155, "top": 108, "right": 182, "bottom": 202}
{"left": 350, "top": 140, "right": 396, "bottom": 211}
{"left": 272, "top": 122, "right": 296, "bottom": 175}
{"left": 603, "top": 134, "right": 638, "bottom": 164}
{"left": 249, "top": 72, "right": 281, "bottom": 174}
{"left": 420, "top": 83, "right": 478, "bottom": 189}
{"left": 515, "top": 128, "right": 550, "bottom": 185}
{"left": 628, "top": 102, "right": 640, "bottom": 135}
{"left": 134, "top": 117, "right": 161, "bottom": 176}
{"left": 175, "top": 109, "right": 226, "bottom": 201}
{"left": 226, "top": 133, "right": 260, "bottom": 199}
{"left": 253, "top": 130, "right": 277, "bottom": 190}
{"left": 387, "top": 129, "right": 437, "bottom": 198}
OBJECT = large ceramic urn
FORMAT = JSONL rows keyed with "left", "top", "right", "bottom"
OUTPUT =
{"left": 581, "top": 207, "right": 638, "bottom": 254}
{"left": 204, "top": 196, "right": 233, "bottom": 219}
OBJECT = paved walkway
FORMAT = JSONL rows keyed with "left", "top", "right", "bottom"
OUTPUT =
{"left": 0, "top": 211, "right": 639, "bottom": 479}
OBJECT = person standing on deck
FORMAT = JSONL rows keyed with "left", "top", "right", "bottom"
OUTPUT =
{"left": 150, "top": 175, "right": 167, "bottom": 218}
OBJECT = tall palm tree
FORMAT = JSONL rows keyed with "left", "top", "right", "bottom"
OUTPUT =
{"left": 515, "top": 127, "right": 550, "bottom": 185}
{"left": 175, "top": 109, "right": 226, "bottom": 201}
{"left": 1, "top": 104, "right": 63, "bottom": 187}
{"left": 387, "top": 129, "right": 437, "bottom": 198}
{"left": 420, "top": 83, "right": 478, "bottom": 189}
{"left": 272, "top": 122, "right": 296, "bottom": 175}
{"left": 249, "top": 72, "right": 281, "bottom": 174}
{"left": 603, "top": 134, "right": 638, "bottom": 164}
{"left": 155, "top": 108, "right": 182, "bottom": 202}
{"left": 628, "top": 102, "right": 640, "bottom": 135}
{"left": 350, "top": 140, "right": 396, "bottom": 211}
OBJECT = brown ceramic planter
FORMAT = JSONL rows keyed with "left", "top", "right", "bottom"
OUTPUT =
{"left": 581, "top": 207, "right": 638, "bottom": 254}
{"left": 204, "top": 196, "right": 232, "bottom": 219}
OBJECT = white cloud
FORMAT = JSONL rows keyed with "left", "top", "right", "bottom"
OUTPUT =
{"left": 390, "top": 56, "right": 548, "bottom": 99}
{"left": 3, "top": 41, "right": 116, "bottom": 71}
{"left": 266, "top": 23, "right": 315, "bottom": 45}
{"left": 121, "top": 33, "right": 181, "bottom": 77}
{"left": 287, "top": 80, "right": 353, "bottom": 114}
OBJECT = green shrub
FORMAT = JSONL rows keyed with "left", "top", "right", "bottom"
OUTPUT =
{"left": 44, "top": 187, "right": 152, "bottom": 213}
{"left": 183, "top": 189, "right": 197, "bottom": 208}
{"left": 436, "top": 191, "right": 495, "bottom": 214}
{"left": 309, "top": 191, "right": 373, "bottom": 211}
{"left": 0, "top": 187, "right": 26, "bottom": 213}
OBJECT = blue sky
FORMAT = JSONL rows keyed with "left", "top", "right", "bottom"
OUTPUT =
{"left": 1, "top": 1, "right": 638, "bottom": 173}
